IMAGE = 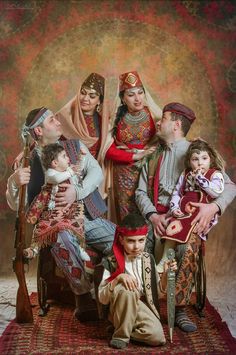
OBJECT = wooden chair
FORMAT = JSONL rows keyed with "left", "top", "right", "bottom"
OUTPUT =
{"left": 37, "top": 246, "right": 103, "bottom": 316}
{"left": 93, "top": 263, "right": 109, "bottom": 320}
{"left": 194, "top": 239, "right": 206, "bottom": 316}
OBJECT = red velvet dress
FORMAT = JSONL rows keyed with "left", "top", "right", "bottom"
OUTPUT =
{"left": 106, "top": 107, "right": 156, "bottom": 223}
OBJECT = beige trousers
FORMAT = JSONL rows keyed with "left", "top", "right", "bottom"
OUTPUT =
{"left": 109, "top": 284, "right": 166, "bottom": 346}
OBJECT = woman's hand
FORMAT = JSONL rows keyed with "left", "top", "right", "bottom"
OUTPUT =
{"left": 116, "top": 145, "right": 130, "bottom": 151}
{"left": 133, "top": 146, "right": 156, "bottom": 161}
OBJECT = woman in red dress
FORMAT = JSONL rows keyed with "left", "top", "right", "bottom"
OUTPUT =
{"left": 103, "top": 71, "right": 162, "bottom": 223}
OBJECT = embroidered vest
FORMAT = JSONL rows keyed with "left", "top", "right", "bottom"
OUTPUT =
{"left": 181, "top": 168, "right": 217, "bottom": 200}
{"left": 84, "top": 112, "right": 101, "bottom": 159}
{"left": 103, "top": 252, "right": 160, "bottom": 319}
{"left": 147, "top": 142, "right": 165, "bottom": 211}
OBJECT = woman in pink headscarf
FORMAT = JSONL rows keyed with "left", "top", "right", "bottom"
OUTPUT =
{"left": 56, "top": 73, "right": 109, "bottom": 165}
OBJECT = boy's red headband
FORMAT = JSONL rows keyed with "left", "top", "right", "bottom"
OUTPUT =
{"left": 117, "top": 225, "right": 148, "bottom": 236}
{"left": 107, "top": 225, "right": 148, "bottom": 282}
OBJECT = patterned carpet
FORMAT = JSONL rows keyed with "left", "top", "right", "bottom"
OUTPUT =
{"left": 0, "top": 293, "right": 235, "bottom": 354}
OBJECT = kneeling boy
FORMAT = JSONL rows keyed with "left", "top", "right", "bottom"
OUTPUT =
{"left": 98, "top": 213, "right": 176, "bottom": 349}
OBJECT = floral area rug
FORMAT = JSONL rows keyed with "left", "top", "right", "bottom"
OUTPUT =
{"left": 0, "top": 292, "right": 235, "bottom": 354}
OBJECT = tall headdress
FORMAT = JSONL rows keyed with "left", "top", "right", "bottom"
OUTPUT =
{"left": 82, "top": 72, "right": 105, "bottom": 97}
{"left": 119, "top": 71, "right": 143, "bottom": 92}
{"left": 102, "top": 70, "right": 162, "bottom": 158}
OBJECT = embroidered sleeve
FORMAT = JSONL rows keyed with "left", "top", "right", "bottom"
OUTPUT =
{"left": 105, "top": 142, "right": 134, "bottom": 163}
{"left": 6, "top": 160, "right": 29, "bottom": 211}
{"left": 6, "top": 174, "right": 20, "bottom": 211}
{"left": 45, "top": 168, "right": 73, "bottom": 184}
{"left": 195, "top": 171, "right": 224, "bottom": 198}
{"left": 169, "top": 172, "right": 185, "bottom": 212}
{"left": 135, "top": 163, "right": 157, "bottom": 216}
{"left": 213, "top": 172, "right": 236, "bottom": 215}
{"left": 74, "top": 142, "right": 103, "bottom": 200}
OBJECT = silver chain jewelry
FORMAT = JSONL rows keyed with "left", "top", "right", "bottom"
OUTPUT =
{"left": 124, "top": 110, "right": 148, "bottom": 125}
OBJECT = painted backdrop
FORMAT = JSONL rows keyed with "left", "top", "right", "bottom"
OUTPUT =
{"left": 0, "top": 0, "right": 235, "bottom": 277}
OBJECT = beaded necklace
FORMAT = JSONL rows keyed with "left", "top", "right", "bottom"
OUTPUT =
{"left": 124, "top": 109, "right": 148, "bottom": 125}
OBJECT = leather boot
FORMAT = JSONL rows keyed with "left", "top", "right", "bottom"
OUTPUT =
{"left": 74, "top": 293, "right": 99, "bottom": 322}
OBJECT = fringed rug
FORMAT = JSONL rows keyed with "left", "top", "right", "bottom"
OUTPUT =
{"left": 0, "top": 293, "right": 235, "bottom": 354}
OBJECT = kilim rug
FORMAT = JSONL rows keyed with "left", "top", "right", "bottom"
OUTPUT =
{"left": 0, "top": 293, "right": 235, "bottom": 354}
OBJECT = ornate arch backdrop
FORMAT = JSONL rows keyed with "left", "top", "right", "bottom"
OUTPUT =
{"left": 0, "top": 1, "right": 235, "bottom": 277}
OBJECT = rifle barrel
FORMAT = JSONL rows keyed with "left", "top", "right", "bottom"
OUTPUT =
{"left": 13, "top": 133, "right": 33, "bottom": 323}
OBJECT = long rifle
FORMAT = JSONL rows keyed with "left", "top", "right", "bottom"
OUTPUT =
{"left": 13, "top": 132, "right": 33, "bottom": 323}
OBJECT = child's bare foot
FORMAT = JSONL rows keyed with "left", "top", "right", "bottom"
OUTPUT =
{"left": 23, "top": 247, "right": 38, "bottom": 259}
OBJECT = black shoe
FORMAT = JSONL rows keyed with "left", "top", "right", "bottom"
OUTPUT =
{"left": 74, "top": 307, "right": 99, "bottom": 322}
{"left": 110, "top": 339, "right": 128, "bottom": 349}
{"left": 106, "top": 322, "right": 115, "bottom": 334}
{"left": 74, "top": 292, "right": 99, "bottom": 322}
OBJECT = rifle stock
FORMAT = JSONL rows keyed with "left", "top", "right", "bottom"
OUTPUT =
{"left": 13, "top": 133, "right": 33, "bottom": 323}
